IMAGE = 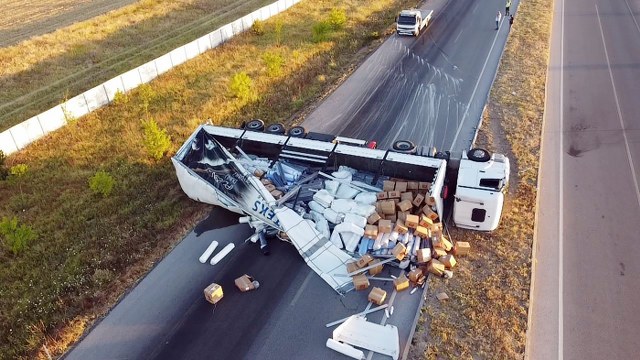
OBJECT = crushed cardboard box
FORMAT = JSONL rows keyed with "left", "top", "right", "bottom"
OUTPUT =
{"left": 235, "top": 274, "right": 258, "bottom": 292}
{"left": 368, "top": 287, "right": 387, "bottom": 305}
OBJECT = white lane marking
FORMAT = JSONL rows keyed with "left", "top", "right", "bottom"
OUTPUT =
{"left": 624, "top": 0, "right": 640, "bottom": 36}
{"left": 472, "top": 2, "right": 479, "bottom": 14}
{"left": 559, "top": 0, "right": 565, "bottom": 358}
{"left": 449, "top": 20, "right": 504, "bottom": 151}
{"left": 596, "top": 4, "right": 640, "bottom": 209}
{"left": 290, "top": 271, "right": 314, "bottom": 306}
{"left": 454, "top": 29, "right": 464, "bottom": 43}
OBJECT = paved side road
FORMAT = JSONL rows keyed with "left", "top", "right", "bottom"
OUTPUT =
{"left": 527, "top": 0, "right": 640, "bottom": 358}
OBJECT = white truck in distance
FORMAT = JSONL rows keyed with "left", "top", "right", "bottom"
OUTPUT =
{"left": 172, "top": 122, "right": 510, "bottom": 291}
{"left": 396, "top": 9, "right": 433, "bottom": 36}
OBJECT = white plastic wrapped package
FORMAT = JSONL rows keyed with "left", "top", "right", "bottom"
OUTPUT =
{"left": 352, "top": 204, "right": 376, "bottom": 218}
{"left": 389, "top": 231, "right": 399, "bottom": 242}
{"left": 332, "top": 170, "right": 353, "bottom": 183}
{"left": 324, "top": 180, "right": 340, "bottom": 195}
{"left": 308, "top": 200, "right": 326, "bottom": 213}
{"left": 381, "top": 233, "right": 390, "bottom": 249}
{"left": 343, "top": 213, "right": 367, "bottom": 228}
{"left": 331, "top": 199, "right": 356, "bottom": 213}
{"left": 313, "top": 189, "right": 334, "bottom": 208}
{"left": 372, "top": 233, "right": 384, "bottom": 250}
{"left": 315, "top": 218, "right": 331, "bottom": 240}
{"left": 330, "top": 222, "right": 365, "bottom": 252}
{"left": 335, "top": 184, "right": 360, "bottom": 199}
{"left": 337, "top": 166, "right": 357, "bottom": 175}
{"left": 309, "top": 210, "right": 324, "bottom": 223}
{"left": 323, "top": 207, "right": 344, "bottom": 224}
{"left": 354, "top": 192, "right": 377, "bottom": 205}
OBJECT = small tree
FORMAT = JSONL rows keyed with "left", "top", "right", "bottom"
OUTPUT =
{"left": 142, "top": 118, "right": 171, "bottom": 160}
{"left": 328, "top": 9, "right": 347, "bottom": 29}
{"left": 10, "top": 164, "right": 28, "bottom": 196}
{"left": 0, "top": 150, "right": 8, "bottom": 180}
{"left": 312, "top": 21, "right": 332, "bottom": 43}
{"left": 0, "top": 216, "right": 36, "bottom": 255}
{"left": 89, "top": 170, "right": 115, "bottom": 197}
{"left": 252, "top": 19, "right": 265, "bottom": 36}
{"left": 262, "top": 52, "right": 284, "bottom": 77}
{"left": 229, "top": 72, "right": 256, "bottom": 101}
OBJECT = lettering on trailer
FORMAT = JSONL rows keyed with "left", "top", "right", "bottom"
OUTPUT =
{"left": 252, "top": 200, "right": 281, "bottom": 227}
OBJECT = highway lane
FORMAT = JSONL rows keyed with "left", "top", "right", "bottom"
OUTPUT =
{"left": 528, "top": 0, "right": 640, "bottom": 358}
{"left": 65, "top": 0, "right": 517, "bottom": 359}
{"left": 303, "top": 0, "right": 515, "bottom": 153}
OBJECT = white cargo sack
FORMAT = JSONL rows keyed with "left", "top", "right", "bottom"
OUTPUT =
{"left": 314, "top": 189, "right": 334, "bottom": 208}
{"left": 353, "top": 204, "right": 376, "bottom": 218}
{"left": 343, "top": 213, "right": 367, "bottom": 228}
{"left": 324, "top": 207, "right": 344, "bottom": 224}
{"left": 335, "top": 184, "right": 360, "bottom": 199}
{"left": 354, "top": 192, "right": 377, "bottom": 205}
{"left": 330, "top": 222, "right": 365, "bottom": 252}
{"left": 324, "top": 180, "right": 340, "bottom": 195}
{"left": 308, "top": 200, "right": 326, "bottom": 213}
{"left": 331, "top": 199, "right": 356, "bottom": 213}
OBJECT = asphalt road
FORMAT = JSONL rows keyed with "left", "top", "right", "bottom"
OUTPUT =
{"left": 303, "top": 0, "right": 513, "bottom": 153}
{"left": 65, "top": 0, "right": 516, "bottom": 359}
{"left": 527, "top": 0, "right": 640, "bottom": 358}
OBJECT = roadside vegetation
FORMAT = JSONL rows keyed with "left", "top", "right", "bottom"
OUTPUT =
{"left": 0, "top": 0, "right": 277, "bottom": 132}
{"left": 411, "top": 0, "right": 553, "bottom": 358}
{"left": 0, "top": 0, "right": 416, "bottom": 358}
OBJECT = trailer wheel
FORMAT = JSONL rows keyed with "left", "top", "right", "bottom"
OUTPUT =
{"left": 287, "top": 126, "right": 306, "bottom": 137}
{"left": 392, "top": 140, "right": 417, "bottom": 154}
{"left": 467, "top": 148, "right": 491, "bottom": 162}
{"left": 245, "top": 119, "right": 265, "bottom": 132}
{"left": 266, "top": 123, "right": 286, "bottom": 134}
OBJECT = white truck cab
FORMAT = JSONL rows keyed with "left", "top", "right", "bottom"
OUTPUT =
{"left": 396, "top": 9, "right": 433, "bottom": 36}
{"left": 453, "top": 149, "right": 510, "bottom": 231}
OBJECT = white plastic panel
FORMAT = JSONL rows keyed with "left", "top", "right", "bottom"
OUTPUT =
{"left": 168, "top": 47, "right": 188, "bottom": 68}
{"left": 269, "top": 3, "right": 279, "bottom": 16}
{"left": 120, "top": 68, "right": 142, "bottom": 92}
{"left": 102, "top": 76, "right": 126, "bottom": 102}
{"left": 209, "top": 30, "right": 223, "bottom": 48}
{"left": 230, "top": 18, "right": 244, "bottom": 34}
{"left": 196, "top": 34, "right": 213, "bottom": 53}
{"left": 83, "top": 84, "right": 110, "bottom": 111}
{"left": 259, "top": 7, "right": 271, "bottom": 20}
{"left": 219, "top": 24, "right": 233, "bottom": 42}
{"left": 333, "top": 316, "right": 400, "bottom": 360}
{"left": 184, "top": 39, "right": 200, "bottom": 60}
{"left": 0, "top": 130, "right": 18, "bottom": 155}
{"left": 9, "top": 116, "right": 44, "bottom": 149}
{"left": 241, "top": 14, "right": 254, "bottom": 30}
{"left": 37, "top": 106, "right": 66, "bottom": 134}
{"left": 62, "top": 94, "right": 90, "bottom": 120}
{"left": 154, "top": 53, "right": 173, "bottom": 76}
{"left": 137, "top": 62, "right": 158, "bottom": 83}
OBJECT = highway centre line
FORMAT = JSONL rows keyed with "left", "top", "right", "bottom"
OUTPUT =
{"left": 558, "top": 0, "right": 565, "bottom": 358}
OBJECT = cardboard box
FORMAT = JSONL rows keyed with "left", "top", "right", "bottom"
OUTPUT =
{"left": 455, "top": 241, "right": 471, "bottom": 256}
{"left": 380, "top": 200, "right": 396, "bottom": 215}
{"left": 412, "top": 193, "right": 424, "bottom": 207}
{"left": 407, "top": 181, "right": 419, "bottom": 190}
{"left": 204, "top": 283, "right": 224, "bottom": 304}
{"left": 235, "top": 274, "right": 257, "bottom": 292}
{"left": 367, "top": 212, "right": 382, "bottom": 225}
{"left": 397, "top": 211, "right": 408, "bottom": 222}
{"left": 405, "top": 214, "right": 419, "bottom": 228}
{"left": 417, "top": 248, "right": 432, "bottom": 263}
{"left": 346, "top": 262, "right": 359, "bottom": 275}
{"left": 369, "top": 259, "right": 384, "bottom": 276}
{"left": 260, "top": 178, "right": 272, "bottom": 185}
{"left": 253, "top": 169, "right": 265, "bottom": 178}
{"left": 395, "top": 182, "right": 408, "bottom": 192}
{"left": 357, "top": 254, "right": 374, "bottom": 268}
{"left": 433, "top": 248, "right": 447, "bottom": 258}
{"left": 368, "top": 287, "right": 387, "bottom": 305}
{"left": 392, "top": 243, "right": 408, "bottom": 260}
{"left": 440, "top": 236, "right": 453, "bottom": 251}
{"left": 353, "top": 274, "right": 370, "bottom": 291}
{"left": 408, "top": 268, "right": 426, "bottom": 284}
{"left": 422, "top": 205, "right": 438, "bottom": 220}
{"left": 418, "top": 182, "right": 431, "bottom": 190}
{"left": 426, "top": 196, "right": 437, "bottom": 206}
{"left": 397, "top": 199, "right": 413, "bottom": 212}
{"left": 440, "top": 254, "right": 457, "bottom": 269}
{"left": 270, "top": 190, "right": 283, "bottom": 199}
{"left": 430, "top": 223, "right": 443, "bottom": 237}
{"left": 378, "top": 219, "right": 392, "bottom": 233}
{"left": 427, "top": 259, "right": 445, "bottom": 276}
{"left": 394, "top": 219, "right": 408, "bottom": 234}
{"left": 375, "top": 201, "right": 383, "bottom": 214}
{"left": 400, "top": 192, "right": 413, "bottom": 202}
{"left": 385, "top": 213, "right": 397, "bottom": 222}
{"left": 264, "top": 184, "right": 276, "bottom": 192}
{"left": 393, "top": 274, "right": 410, "bottom": 291}
{"left": 419, "top": 214, "right": 434, "bottom": 228}
{"left": 364, "top": 224, "right": 379, "bottom": 238}
{"left": 414, "top": 226, "right": 430, "bottom": 238}
{"left": 383, "top": 180, "right": 396, "bottom": 191}
{"left": 376, "top": 192, "right": 388, "bottom": 200}
{"left": 387, "top": 190, "right": 401, "bottom": 199}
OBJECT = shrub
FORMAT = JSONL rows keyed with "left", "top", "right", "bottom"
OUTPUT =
{"left": 89, "top": 170, "right": 115, "bottom": 197}
{"left": 142, "top": 118, "right": 171, "bottom": 160}
{"left": 262, "top": 52, "right": 284, "bottom": 77}
{"left": 252, "top": 19, "right": 265, "bottom": 35}
{"left": 0, "top": 217, "right": 36, "bottom": 255}
{"left": 138, "top": 84, "right": 158, "bottom": 114}
{"left": 312, "top": 21, "right": 332, "bottom": 43}
{"left": 10, "top": 164, "right": 28, "bottom": 177}
{"left": 0, "top": 151, "right": 9, "bottom": 180}
{"left": 229, "top": 72, "right": 256, "bottom": 101}
{"left": 328, "top": 9, "right": 347, "bottom": 29}
{"left": 112, "top": 90, "right": 129, "bottom": 105}
{"left": 274, "top": 20, "right": 283, "bottom": 45}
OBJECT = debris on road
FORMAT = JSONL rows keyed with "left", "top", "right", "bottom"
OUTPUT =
{"left": 234, "top": 274, "right": 259, "bottom": 292}
{"left": 329, "top": 315, "right": 400, "bottom": 359}
{"left": 199, "top": 240, "right": 219, "bottom": 263}
{"left": 204, "top": 283, "right": 224, "bottom": 304}
{"left": 210, "top": 243, "right": 235, "bottom": 265}
{"left": 368, "top": 287, "right": 387, "bottom": 305}
{"left": 436, "top": 292, "right": 449, "bottom": 301}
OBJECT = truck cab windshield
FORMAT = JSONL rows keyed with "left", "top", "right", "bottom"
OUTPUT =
{"left": 398, "top": 16, "right": 417, "bottom": 25}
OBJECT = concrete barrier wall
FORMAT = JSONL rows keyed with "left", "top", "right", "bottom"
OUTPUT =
{"left": 0, "top": 0, "right": 301, "bottom": 156}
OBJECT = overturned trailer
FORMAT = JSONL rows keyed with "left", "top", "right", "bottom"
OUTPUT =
{"left": 172, "top": 123, "right": 509, "bottom": 292}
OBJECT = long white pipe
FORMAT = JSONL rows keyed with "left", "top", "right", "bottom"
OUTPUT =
{"left": 325, "top": 339, "right": 365, "bottom": 359}
{"left": 198, "top": 240, "right": 219, "bottom": 263}
{"left": 210, "top": 243, "right": 235, "bottom": 265}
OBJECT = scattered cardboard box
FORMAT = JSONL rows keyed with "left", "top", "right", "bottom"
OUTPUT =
{"left": 364, "top": 225, "right": 379, "bottom": 238}
{"left": 368, "top": 287, "right": 387, "bottom": 305}
{"left": 397, "top": 211, "right": 408, "bottom": 222}
{"left": 416, "top": 248, "right": 432, "bottom": 264}
{"left": 418, "top": 182, "right": 431, "bottom": 190}
{"left": 346, "top": 262, "right": 359, "bottom": 275}
{"left": 387, "top": 190, "right": 401, "bottom": 199}
{"left": 408, "top": 268, "right": 426, "bottom": 284}
{"left": 385, "top": 213, "right": 397, "bottom": 222}
{"left": 412, "top": 193, "right": 425, "bottom": 207}
{"left": 426, "top": 196, "right": 437, "bottom": 206}
{"left": 414, "top": 226, "right": 429, "bottom": 238}
{"left": 407, "top": 181, "right": 419, "bottom": 190}
{"left": 395, "top": 182, "right": 408, "bottom": 192}
{"left": 419, "top": 214, "right": 434, "bottom": 228}
{"left": 427, "top": 259, "right": 445, "bottom": 276}
{"left": 254, "top": 169, "right": 265, "bottom": 178}
{"left": 353, "top": 274, "right": 370, "bottom": 290}
{"left": 394, "top": 220, "right": 408, "bottom": 234}
{"left": 380, "top": 200, "right": 396, "bottom": 215}
{"left": 440, "top": 236, "right": 453, "bottom": 251}
{"left": 455, "top": 241, "right": 471, "bottom": 256}
{"left": 369, "top": 259, "right": 384, "bottom": 276}
{"left": 440, "top": 254, "right": 457, "bottom": 269}
{"left": 271, "top": 190, "right": 283, "bottom": 199}
{"left": 367, "top": 212, "right": 382, "bottom": 225}
{"left": 400, "top": 192, "right": 413, "bottom": 202}
{"left": 392, "top": 243, "right": 408, "bottom": 260}
{"left": 383, "top": 180, "right": 395, "bottom": 191}
{"left": 264, "top": 184, "right": 276, "bottom": 192}
{"left": 235, "top": 274, "right": 258, "bottom": 292}
{"left": 397, "top": 199, "right": 413, "bottom": 212}
{"left": 433, "top": 248, "right": 448, "bottom": 258}
{"left": 260, "top": 178, "right": 272, "bottom": 185}
{"left": 422, "top": 205, "right": 438, "bottom": 220}
{"left": 393, "top": 274, "right": 410, "bottom": 291}
{"left": 357, "top": 254, "right": 374, "bottom": 268}
{"left": 377, "top": 192, "right": 388, "bottom": 200}
{"left": 405, "top": 214, "right": 419, "bottom": 228}
{"left": 204, "top": 283, "right": 224, "bottom": 304}
{"left": 378, "top": 219, "right": 392, "bottom": 233}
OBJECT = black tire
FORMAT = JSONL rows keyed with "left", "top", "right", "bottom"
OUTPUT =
{"left": 392, "top": 140, "right": 417, "bottom": 154}
{"left": 266, "top": 123, "right": 286, "bottom": 134}
{"left": 287, "top": 126, "right": 307, "bottom": 137}
{"left": 245, "top": 119, "right": 265, "bottom": 132}
{"left": 467, "top": 148, "right": 491, "bottom": 162}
